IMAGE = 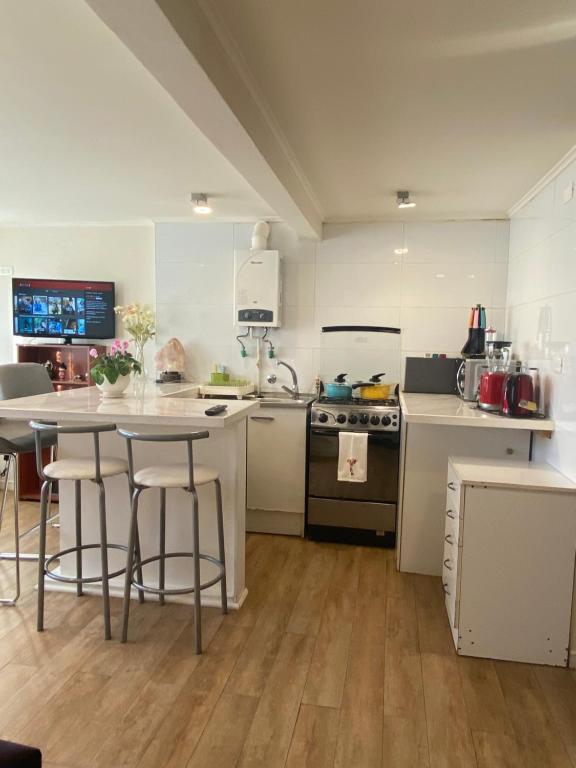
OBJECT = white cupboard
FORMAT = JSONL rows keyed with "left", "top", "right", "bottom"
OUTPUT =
{"left": 247, "top": 406, "right": 307, "bottom": 536}
{"left": 444, "top": 456, "right": 576, "bottom": 667}
{"left": 397, "top": 421, "right": 531, "bottom": 575}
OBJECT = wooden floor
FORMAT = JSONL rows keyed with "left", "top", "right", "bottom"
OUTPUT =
{"left": 0, "top": 498, "right": 575, "bottom": 768}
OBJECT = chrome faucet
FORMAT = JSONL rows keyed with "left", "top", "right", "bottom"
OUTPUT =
{"left": 276, "top": 359, "right": 299, "bottom": 398}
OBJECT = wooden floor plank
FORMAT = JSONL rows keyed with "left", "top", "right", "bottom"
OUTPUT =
{"left": 226, "top": 542, "right": 310, "bottom": 698}
{"left": 134, "top": 621, "right": 252, "bottom": 768}
{"left": 384, "top": 650, "right": 426, "bottom": 721}
{"left": 237, "top": 631, "right": 315, "bottom": 768}
{"left": 495, "top": 662, "right": 573, "bottom": 768}
{"left": 382, "top": 716, "right": 430, "bottom": 768}
{"left": 301, "top": 547, "right": 360, "bottom": 708}
{"left": 286, "top": 546, "right": 336, "bottom": 636}
{"left": 333, "top": 594, "right": 386, "bottom": 768}
{"left": 285, "top": 704, "right": 339, "bottom": 768}
{"left": 421, "top": 653, "right": 477, "bottom": 768}
{"left": 386, "top": 594, "right": 419, "bottom": 654}
{"left": 413, "top": 575, "right": 454, "bottom": 656}
{"left": 185, "top": 692, "right": 258, "bottom": 768}
{"left": 534, "top": 666, "right": 576, "bottom": 763}
{"left": 472, "top": 731, "right": 525, "bottom": 768}
{"left": 457, "top": 657, "right": 513, "bottom": 734}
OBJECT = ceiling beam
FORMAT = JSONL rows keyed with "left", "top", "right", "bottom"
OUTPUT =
{"left": 85, "top": 0, "right": 322, "bottom": 239}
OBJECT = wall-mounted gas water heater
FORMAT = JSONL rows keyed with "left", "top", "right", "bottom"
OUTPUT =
{"left": 234, "top": 222, "right": 282, "bottom": 327}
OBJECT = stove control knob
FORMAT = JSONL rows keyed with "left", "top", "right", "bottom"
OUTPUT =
{"left": 317, "top": 412, "right": 328, "bottom": 423}
{"left": 348, "top": 414, "right": 358, "bottom": 424}
{"left": 381, "top": 415, "right": 392, "bottom": 426}
{"left": 370, "top": 415, "right": 380, "bottom": 425}
{"left": 359, "top": 413, "right": 370, "bottom": 425}
{"left": 337, "top": 413, "right": 347, "bottom": 424}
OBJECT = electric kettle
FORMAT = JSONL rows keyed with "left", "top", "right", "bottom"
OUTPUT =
{"left": 500, "top": 368, "right": 536, "bottom": 418}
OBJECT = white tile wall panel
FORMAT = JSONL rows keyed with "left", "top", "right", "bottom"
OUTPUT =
{"left": 317, "top": 223, "right": 404, "bottom": 264}
{"left": 156, "top": 220, "right": 508, "bottom": 393}
{"left": 404, "top": 221, "right": 509, "bottom": 264}
{"left": 506, "top": 156, "right": 576, "bottom": 490}
{"left": 315, "top": 262, "right": 402, "bottom": 307}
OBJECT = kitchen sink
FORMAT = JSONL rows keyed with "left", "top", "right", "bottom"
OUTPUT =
{"left": 244, "top": 391, "right": 316, "bottom": 408}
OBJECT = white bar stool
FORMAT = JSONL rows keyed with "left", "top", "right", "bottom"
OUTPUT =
{"left": 118, "top": 429, "right": 227, "bottom": 654}
{"left": 31, "top": 421, "right": 144, "bottom": 640}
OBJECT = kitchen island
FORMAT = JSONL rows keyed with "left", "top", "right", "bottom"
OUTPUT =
{"left": 397, "top": 392, "right": 555, "bottom": 576}
{"left": 0, "top": 385, "right": 259, "bottom": 607}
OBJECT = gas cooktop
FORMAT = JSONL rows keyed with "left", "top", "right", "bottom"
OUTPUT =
{"left": 311, "top": 397, "right": 401, "bottom": 432}
{"left": 316, "top": 395, "right": 399, "bottom": 407}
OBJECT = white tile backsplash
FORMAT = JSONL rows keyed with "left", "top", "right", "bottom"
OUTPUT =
{"left": 404, "top": 221, "right": 509, "bottom": 264}
{"left": 315, "top": 262, "right": 402, "bottom": 307}
{"left": 506, "top": 156, "right": 576, "bottom": 487}
{"left": 317, "top": 223, "right": 404, "bottom": 264}
{"left": 156, "top": 220, "right": 508, "bottom": 391}
{"left": 400, "top": 262, "right": 502, "bottom": 309}
{"left": 283, "top": 262, "right": 315, "bottom": 306}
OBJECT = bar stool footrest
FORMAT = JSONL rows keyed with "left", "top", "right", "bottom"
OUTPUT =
{"left": 131, "top": 552, "right": 225, "bottom": 596}
{"left": 45, "top": 543, "right": 128, "bottom": 584}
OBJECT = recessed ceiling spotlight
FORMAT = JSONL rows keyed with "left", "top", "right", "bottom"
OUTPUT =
{"left": 394, "top": 247, "right": 408, "bottom": 255}
{"left": 397, "top": 190, "right": 416, "bottom": 209}
{"left": 191, "top": 193, "right": 212, "bottom": 215}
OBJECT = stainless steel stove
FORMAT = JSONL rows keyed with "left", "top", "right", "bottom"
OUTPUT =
{"left": 307, "top": 395, "right": 401, "bottom": 547}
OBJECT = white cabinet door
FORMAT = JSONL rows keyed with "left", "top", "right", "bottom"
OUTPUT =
{"left": 457, "top": 486, "right": 576, "bottom": 666}
{"left": 247, "top": 407, "right": 307, "bottom": 515}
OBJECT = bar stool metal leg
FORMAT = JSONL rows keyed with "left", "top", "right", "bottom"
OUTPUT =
{"left": 74, "top": 480, "right": 83, "bottom": 597}
{"left": 122, "top": 488, "right": 141, "bottom": 643}
{"left": 134, "top": 519, "right": 145, "bottom": 605}
{"left": 159, "top": 488, "right": 166, "bottom": 606}
{"left": 36, "top": 480, "right": 52, "bottom": 631}
{"left": 191, "top": 487, "right": 202, "bottom": 654}
{"left": 214, "top": 479, "right": 228, "bottom": 615}
{"left": 0, "top": 454, "right": 20, "bottom": 606}
{"left": 97, "top": 481, "right": 112, "bottom": 640}
{"left": 128, "top": 482, "right": 145, "bottom": 605}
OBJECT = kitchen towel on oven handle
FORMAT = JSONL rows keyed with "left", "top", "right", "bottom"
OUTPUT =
{"left": 337, "top": 432, "right": 368, "bottom": 483}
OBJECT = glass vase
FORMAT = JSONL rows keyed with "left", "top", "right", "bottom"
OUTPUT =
{"left": 133, "top": 339, "right": 147, "bottom": 395}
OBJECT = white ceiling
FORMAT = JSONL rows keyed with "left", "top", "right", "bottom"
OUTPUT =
{"left": 198, "top": 0, "right": 576, "bottom": 222}
{"left": 0, "top": 0, "right": 275, "bottom": 225}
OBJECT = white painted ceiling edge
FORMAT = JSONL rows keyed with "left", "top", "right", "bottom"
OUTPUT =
{"left": 85, "top": 0, "right": 322, "bottom": 240}
{"left": 508, "top": 144, "right": 576, "bottom": 216}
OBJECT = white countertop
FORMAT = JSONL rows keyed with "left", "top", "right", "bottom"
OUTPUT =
{"left": 400, "top": 392, "right": 554, "bottom": 432}
{"left": 0, "top": 385, "right": 259, "bottom": 428}
{"left": 449, "top": 456, "right": 576, "bottom": 492}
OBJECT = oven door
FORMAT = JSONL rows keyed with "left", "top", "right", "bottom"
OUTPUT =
{"left": 308, "top": 427, "right": 399, "bottom": 503}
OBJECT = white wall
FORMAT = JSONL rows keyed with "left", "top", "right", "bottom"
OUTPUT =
{"left": 507, "top": 160, "right": 576, "bottom": 483}
{"left": 155, "top": 220, "right": 508, "bottom": 391}
{"left": 0, "top": 225, "right": 155, "bottom": 364}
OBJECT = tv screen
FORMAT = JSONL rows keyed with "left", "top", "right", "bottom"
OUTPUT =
{"left": 12, "top": 278, "right": 116, "bottom": 340}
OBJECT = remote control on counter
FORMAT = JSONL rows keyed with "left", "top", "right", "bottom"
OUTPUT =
{"left": 204, "top": 404, "right": 228, "bottom": 416}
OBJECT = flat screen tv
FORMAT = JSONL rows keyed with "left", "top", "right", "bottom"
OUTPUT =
{"left": 12, "top": 278, "right": 115, "bottom": 342}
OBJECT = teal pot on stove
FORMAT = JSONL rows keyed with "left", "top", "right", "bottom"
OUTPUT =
{"left": 324, "top": 373, "right": 352, "bottom": 399}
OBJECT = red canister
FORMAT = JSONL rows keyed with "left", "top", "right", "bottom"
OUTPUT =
{"left": 478, "top": 368, "right": 507, "bottom": 412}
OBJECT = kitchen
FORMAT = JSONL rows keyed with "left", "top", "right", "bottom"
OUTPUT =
{"left": 1, "top": 1, "right": 576, "bottom": 767}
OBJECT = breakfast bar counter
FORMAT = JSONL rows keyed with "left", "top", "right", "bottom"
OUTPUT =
{"left": 0, "top": 386, "right": 259, "bottom": 608}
